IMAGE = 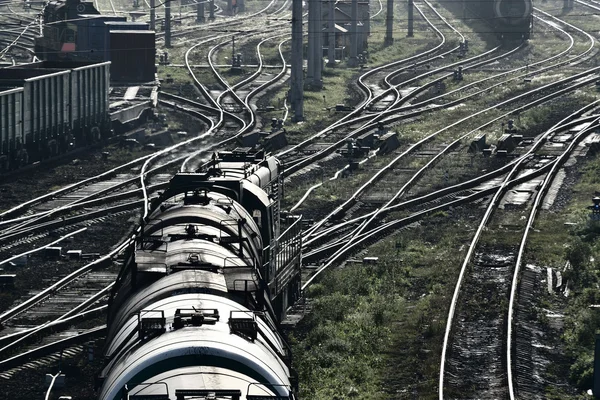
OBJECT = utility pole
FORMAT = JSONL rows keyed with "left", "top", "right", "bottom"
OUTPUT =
{"left": 385, "top": 0, "right": 393, "bottom": 45}
{"left": 407, "top": 0, "right": 414, "bottom": 37}
{"left": 306, "top": 0, "right": 316, "bottom": 85}
{"left": 327, "top": 0, "right": 336, "bottom": 66}
{"left": 314, "top": 0, "right": 323, "bottom": 87}
{"left": 347, "top": 0, "right": 358, "bottom": 66}
{"left": 197, "top": 0, "right": 204, "bottom": 22}
{"left": 150, "top": 0, "right": 155, "bottom": 31}
{"left": 290, "top": 0, "right": 304, "bottom": 121}
{"left": 165, "top": 0, "right": 171, "bottom": 48}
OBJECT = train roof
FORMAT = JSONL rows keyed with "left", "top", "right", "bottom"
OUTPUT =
{"left": 10, "top": 60, "right": 111, "bottom": 70}
{"left": 0, "top": 68, "right": 70, "bottom": 89}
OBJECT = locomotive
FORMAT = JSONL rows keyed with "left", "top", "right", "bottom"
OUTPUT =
{"left": 455, "top": 0, "right": 532, "bottom": 40}
{"left": 97, "top": 149, "right": 302, "bottom": 400}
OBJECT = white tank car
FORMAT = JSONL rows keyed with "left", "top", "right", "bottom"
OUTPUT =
{"left": 98, "top": 149, "right": 302, "bottom": 400}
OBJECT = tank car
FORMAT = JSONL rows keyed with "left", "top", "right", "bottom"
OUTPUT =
{"left": 493, "top": 0, "right": 532, "bottom": 39}
{"left": 460, "top": 0, "right": 532, "bottom": 40}
{"left": 97, "top": 149, "right": 302, "bottom": 400}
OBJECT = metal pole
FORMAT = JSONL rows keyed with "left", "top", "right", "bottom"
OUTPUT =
{"left": 290, "top": 0, "right": 304, "bottom": 121}
{"left": 306, "top": 0, "right": 316, "bottom": 86}
{"left": 209, "top": 0, "right": 215, "bottom": 19}
{"left": 385, "top": 0, "right": 393, "bottom": 45}
{"left": 407, "top": 0, "right": 414, "bottom": 37}
{"left": 314, "top": 0, "right": 323, "bottom": 88}
{"left": 165, "top": 0, "right": 171, "bottom": 47}
{"left": 347, "top": 0, "right": 358, "bottom": 66}
{"left": 150, "top": 0, "right": 155, "bottom": 31}
{"left": 327, "top": 0, "right": 335, "bottom": 66}
{"left": 197, "top": 0, "right": 204, "bottom": 22}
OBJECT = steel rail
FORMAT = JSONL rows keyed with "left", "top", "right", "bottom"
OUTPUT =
{"left": 303, "top": 113, "right": 600, "bottom": 247}
{"left": 303, "top": 63, "right": 600, "bottom": 241}
{"left": 276, "top": 1, "right": 450, "bottom": 159}
{"left": 301, "top": 78, "right": 600, "bottom": 291}
{"left": 439, "top": 100, "right": 600, "bottom": 399}
{"left": 506, "top": 116, "right": 600, "bottom": 399}
{"left": 0, "top": 240, "right": 129, "bottom": 325}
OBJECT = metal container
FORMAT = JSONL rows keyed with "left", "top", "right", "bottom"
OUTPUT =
{"left": 69, "top": 61, "right": 110, "bottom": 129}
{"left": 26, "top": 70, "right": 71, "bottom": 142}
{"left": 0, "top": 68, "right": 70, "bottom": 144}
{"left": 0, "top": 88, "right": 24, "bottom": 161}
{"left": 109, "top": 30, "right": 156, "bottom": 82}
{"left": 76, "top": 15, "right": 126, "bottom": 62}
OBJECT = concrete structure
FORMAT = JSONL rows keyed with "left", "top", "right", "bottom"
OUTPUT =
{"left": 322, "top": 0, "right": 370, "bottom": 60}
{"left": 347, "top": 0, "right": 359, "bottom": 66}
{"left": 197, "top": 0, "right": 205, "bottom": 22}
{"left": 290, "top": 0, "right": 304, "bottom": 121}
{"left": 385, "top": 0, "right": 393, "bottom": 45}
{"left": 306, "top": 0, "right": 323, "bottom": 89}
{"left": 150, "top": 0, "right": 155, "bottom": 30}
{"left": 327, "top": 0, "right": 336, "bottom": 66}
{"left": 408, "top": 0, "right": 414, "bottom": 37}
{"left": 165, "top": 0, "right": 171, "bottom": 47}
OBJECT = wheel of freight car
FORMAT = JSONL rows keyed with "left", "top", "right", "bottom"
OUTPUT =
{"left": 16, "top": 149, "right": 28, "bottom": 167}
{"left": 90, "top": 126, "right": 101, "bottom": 143}
{"left": 0, "top": 156, "right": 8, "bottom": 172}
{"left": 61, "top": 133, "right": 75, "bottom": 153}
{"left": 47, "top": 139, "right": 58, "bottom": 157}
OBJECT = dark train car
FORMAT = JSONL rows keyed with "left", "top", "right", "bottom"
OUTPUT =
{"left": 98, "top": 149, "right": 302, "bottom": 399}
{"left": 0, "top": 87, "right": 25, "bottom": 169}
{"left": 0, "top": 61, "right": 110, "bottom": 170}
{"left": 34, "top": 0, "right": 156, "bottom": 83}
{"left": 445, "top": 0, "right": 532, "bottom": 40}
{"left": 109, "top": 30, "right": 156, "bottom": 82}
{"left": 76, "top": 15, "right": 128, "bottom": 62}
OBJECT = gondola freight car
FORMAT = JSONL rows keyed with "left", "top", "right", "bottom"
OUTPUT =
{"left": 0, "top": 60, "right": 110, "bottom": 170}
{"left": 98, "top": 149, "right": 302, "bottom": 400}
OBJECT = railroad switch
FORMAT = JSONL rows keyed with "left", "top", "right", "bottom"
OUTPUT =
{"left": 231, "top": 54, "right": 243, "bottom": 73}
{"left": 453, "top": 66, "right": 463, "bottom": 81}
{"left": 159, "top": 51, "right": 169, "bottom": 65}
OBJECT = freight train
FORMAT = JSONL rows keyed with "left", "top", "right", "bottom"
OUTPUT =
{"left": 97, "top": 149, "right": 302, "bottom": 400}
{"left": 0, "top": 60, "right": 110, "bottom": 170}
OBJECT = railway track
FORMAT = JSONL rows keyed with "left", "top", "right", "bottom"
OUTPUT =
{"left": 0, "top": 5, "right": 299, "bottom": 377}
{"left": 293, "top": 8, "right": 598, "bottom": 244}
{"left": 439, "top": 102, "right": 600, "bottom": 399}
{"left": 2, "top": 0, "right": 600, "bottom": 396}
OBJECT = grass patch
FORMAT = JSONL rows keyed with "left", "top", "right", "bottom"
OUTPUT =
{"left": 291, "top": 212, "right": 477, "bottom": 398}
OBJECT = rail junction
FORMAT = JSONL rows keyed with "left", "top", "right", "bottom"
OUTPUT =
{"left": 1, "top": 0, "right": 600, "bottom": 397}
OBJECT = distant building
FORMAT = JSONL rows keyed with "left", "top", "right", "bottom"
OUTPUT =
{"left": 322, "top": 1, "right": 370, "bottom": 59}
